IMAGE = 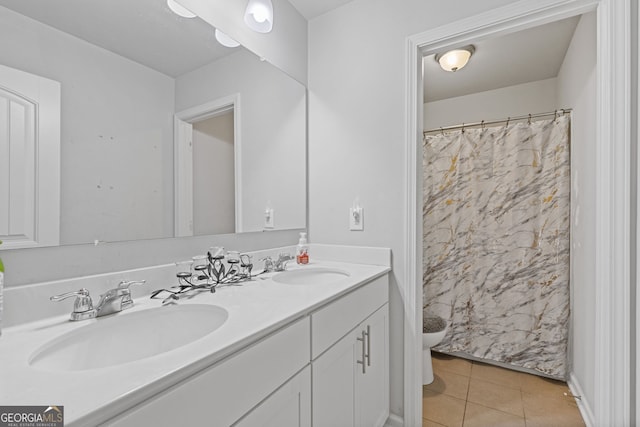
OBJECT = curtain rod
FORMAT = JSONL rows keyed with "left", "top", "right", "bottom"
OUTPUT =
{"left": 423, "top": 108, "right": 572, "bottom": 135}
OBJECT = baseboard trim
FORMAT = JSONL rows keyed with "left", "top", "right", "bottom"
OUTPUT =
{"left": 384, "top": 412, "right": 404, "bottom": 427}
{"left": 568, "top": 372, "right": 595, "bottom": 427}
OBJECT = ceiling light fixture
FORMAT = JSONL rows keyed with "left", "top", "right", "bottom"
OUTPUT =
{"left": 244, "top": 0, "right": 273, "bottom": 33}
{"left": 167, "top": 0, "right": 196, "bottom": 18}
{"left": 215, "top": 29, "right": 240, "bottom": 48}
{"left": 435, "top": 45, "right": 475, "bottom": 72}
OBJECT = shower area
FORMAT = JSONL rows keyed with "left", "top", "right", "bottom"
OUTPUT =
{"left": 422, "top": 12, "right": 595, "bottom": 381}
{"left": 423, "top": 112, "right": 571, "bottom": 378}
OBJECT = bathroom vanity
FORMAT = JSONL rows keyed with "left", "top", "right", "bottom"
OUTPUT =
{"left": 0, "top": 246, "right": 390, "bottom": 427}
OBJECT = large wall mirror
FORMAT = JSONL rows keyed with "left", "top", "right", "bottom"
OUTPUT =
{"left": 0, "top": 0, "right": 306, "bottom": 247}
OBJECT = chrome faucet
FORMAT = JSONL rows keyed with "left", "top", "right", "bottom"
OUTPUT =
{"left": 95, "top": 280, "right": 146, "bottom": 316}
{"left": 262, "top": 253, "right": 294, "bottom": 272}
{"left": 50, "top": 288, "right": 96, "bottom": 321}
{"left": 51, "top": 280, "right": 146, "bottom": 321}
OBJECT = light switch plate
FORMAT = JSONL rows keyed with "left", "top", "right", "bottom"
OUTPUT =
{"left": 349, "top": 207, "right": 363, "bottom": 231}
{"left": 264, "top": 208, "right": 274, "bottom": 229}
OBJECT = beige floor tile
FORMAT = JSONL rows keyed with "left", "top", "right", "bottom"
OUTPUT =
{"left": 470, "top": 362, "right": 528, "bottom": 389}
{"left": 520, "top": 373, "right": 572, "bottom": 398}
{"left": 463, "top": 402, "right": 526, "bottom": 427}
{"left": 425, "top": 369, "right": 471, "bottom": 400}
{"left": 522, "top": 392, "right": 585, "bottom": 427}
{"left": 432, "top": 352, "right": 473, "bottom": 377}
{"left": 467, "top": 378, "right": 524, "bottom": 417}
{"left": 423, "top": 418, "right": 447, "bottom": 427}
{"left": 423, "top": 389, "right": 466, "bottom": 427}
{"left": 423, "top": 356, "right": 585, "bottom": 427}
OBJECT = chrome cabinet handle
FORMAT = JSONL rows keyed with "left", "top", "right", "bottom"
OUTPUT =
{"left": 365, "top": 325, "right": 371, "bottom": 367}
{"left": 356, "top": 330, "right": 367, "bottom": 374}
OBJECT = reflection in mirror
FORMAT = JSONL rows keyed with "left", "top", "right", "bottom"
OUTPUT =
{"left": 192, "top": 111, "right": 236, "bottom": 236}
{"left": 0, "top": 0, "right": 306, "bottom": 247}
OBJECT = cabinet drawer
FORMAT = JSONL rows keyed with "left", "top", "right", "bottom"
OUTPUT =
{"left": 105, "top": 317, "right": 311, "bottom": 427}
{"left": 311, "top": 274, "right": 388, "bottom": 359}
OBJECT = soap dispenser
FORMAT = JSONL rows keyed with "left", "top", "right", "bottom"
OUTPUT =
{"left": 296, "top": 232, "right": 309, "bottom": 265}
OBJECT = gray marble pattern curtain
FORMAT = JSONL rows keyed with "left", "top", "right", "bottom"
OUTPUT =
{"left": 423, "top": 115, "right": 571, "bottom": 379}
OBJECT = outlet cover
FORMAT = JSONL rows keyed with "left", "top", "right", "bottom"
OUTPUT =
{"left": 349, "top": 207, "right": 363, "bottom": 231}
{"left": 264, "top": 208, "right": 274, "bottom": 229}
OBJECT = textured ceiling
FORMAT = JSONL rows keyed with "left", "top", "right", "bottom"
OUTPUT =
{"left": 287, "top": 0, "right": 355, "bottom": 20}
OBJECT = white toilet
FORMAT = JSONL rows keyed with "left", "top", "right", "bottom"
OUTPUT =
{"left": 422, "top": 315, "right": 447, "bottom": 385}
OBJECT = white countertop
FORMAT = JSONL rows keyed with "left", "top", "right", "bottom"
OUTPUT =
{"left": 0, "top": 260, "right": 389, "bottom": 426}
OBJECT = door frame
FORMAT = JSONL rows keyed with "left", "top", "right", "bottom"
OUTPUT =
{"left": 174, "top": 94, "right": 242, "bottom": 236}
{"left": 403, "top": 0, "right": 632, "bottom": 425}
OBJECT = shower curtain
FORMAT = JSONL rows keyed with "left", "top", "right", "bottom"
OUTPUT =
{"left": 423, "top": 115, "right": 570, "bottom": 379}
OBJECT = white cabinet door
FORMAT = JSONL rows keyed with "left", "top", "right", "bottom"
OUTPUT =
{"left": 312, "top": 303, "right": 389, "bottom": 427}
{"left": 312, "top": 328, "right": 358, "bottom": 427}
{"left": 234, "top": 366, "right": 311, "bottom": 427}
{"left": 356, "top": 304, "right": 389, "bottom": 427}
{"left": 105, "top": 318, "right": 310, "bottom": 427}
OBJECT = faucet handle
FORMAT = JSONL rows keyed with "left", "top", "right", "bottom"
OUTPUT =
{"left": 50, "top": 288, "right": 96, "bottom": 321}
{"left": 260, "top": 256, "right": 275, "bottom": 272}
{"left": 117, "top": 280, "right": 146, "bottom": 290}
{"left": 277, "top": 252, "right": 294, "bottom": 261}
{"left": 117, "top": 280, "right": 146, "bottom": 308}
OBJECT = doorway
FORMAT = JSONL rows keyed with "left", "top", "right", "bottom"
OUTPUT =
{"left": 403, "top": 1, "right": 633, "bottom": 426}
{"left": 174, "top": 94, "right": 241, "bottom": 237}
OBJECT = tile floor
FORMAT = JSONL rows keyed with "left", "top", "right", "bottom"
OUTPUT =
{"left": 423, "top": 352, "right": 586, "bottom": 427}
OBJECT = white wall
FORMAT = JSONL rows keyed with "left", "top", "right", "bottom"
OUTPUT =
{"left": 176, "top": 48, "right": 306, "bottom": 233}
{"left": 423, "top": 78, "right": 558, "bottom": 129}
{"left": 193, "top": 113, "right": 235, "bottom": 235}
{"left": 556, "top": 11, "right": 597, "bottom": 421}
{"left": 0, "top": 6, "right": 175, "bottom": 245}
{"left": 307, "top": 0, "right": 520, "bottom": 417}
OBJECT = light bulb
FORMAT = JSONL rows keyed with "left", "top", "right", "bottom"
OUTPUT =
{"left": 252, "top": 6, "right": 269, "bottom": 23}
{"left": 215, "top": 29, "right": 240, "bottom": 48}
{"left": 435, "top": 45, "right": 475, "bottom": 72}
{"left": 244, "top": 0, "right": 273, "bottom": 33}
{"left": 167, "top": 0, "right": 196, "bottom": 18}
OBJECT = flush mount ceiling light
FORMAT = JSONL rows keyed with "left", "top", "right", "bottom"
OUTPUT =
{"left": 244, "top": 0, "right": 273, "bottom": 33}
{"left": 167, "top": 0, "right": 196, "bottom": 18}
{"left": 435, "top": 45, "right": 475, "bottom": 72}
{"left": 215, "top": 29, "right": 240, "bottom": 48}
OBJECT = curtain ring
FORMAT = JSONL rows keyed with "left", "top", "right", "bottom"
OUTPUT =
{"left": 506, "top": 117, "right": 510, "bottom": 127}
{"left": 440, "top": 127, "right": 444, "bottom": 136}
{"left": 461, "top": 123, "right": 465, "bottom": 133}
{"left": 528, "top": 114, "right": 532, "bottom": 125}
{"left": 481, "top": 120, "right": 485, "bottom": 130}
{"left": 554, "top": 110, "right": 558, "bottom": 121}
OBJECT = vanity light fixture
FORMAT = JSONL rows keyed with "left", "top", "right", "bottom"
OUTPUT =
{"left": 167, "top": 0, "right": 196, "bottom": 18}
{"left": 244, "top": 0, "right": 273, "bottom": 33}
{"left": 215, "top": 29, "right": 240, "bottom": 48}
{"left": 435, "top": 45, "right": 475, "bottom": 72}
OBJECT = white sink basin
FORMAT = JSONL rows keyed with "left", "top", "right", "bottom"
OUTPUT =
{"left": 272, "top": 267, "right": 350, "bottom": 285}
{"left": 29, "top": 304, "right": 228, "bottom": 372}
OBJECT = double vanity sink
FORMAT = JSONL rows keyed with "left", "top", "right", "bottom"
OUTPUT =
{"left": 0, "top": 256, "right": 390, "bottom": 426}
{"left": 28, "top": 267, "right": 350, "bottom": 373}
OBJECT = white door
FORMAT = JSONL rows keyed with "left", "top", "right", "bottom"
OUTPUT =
{"left": 0, "top": 64, "right": 60, "bottom": 248}
{"left": 174, "top": 117, "right": 193, "bottom": 237}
